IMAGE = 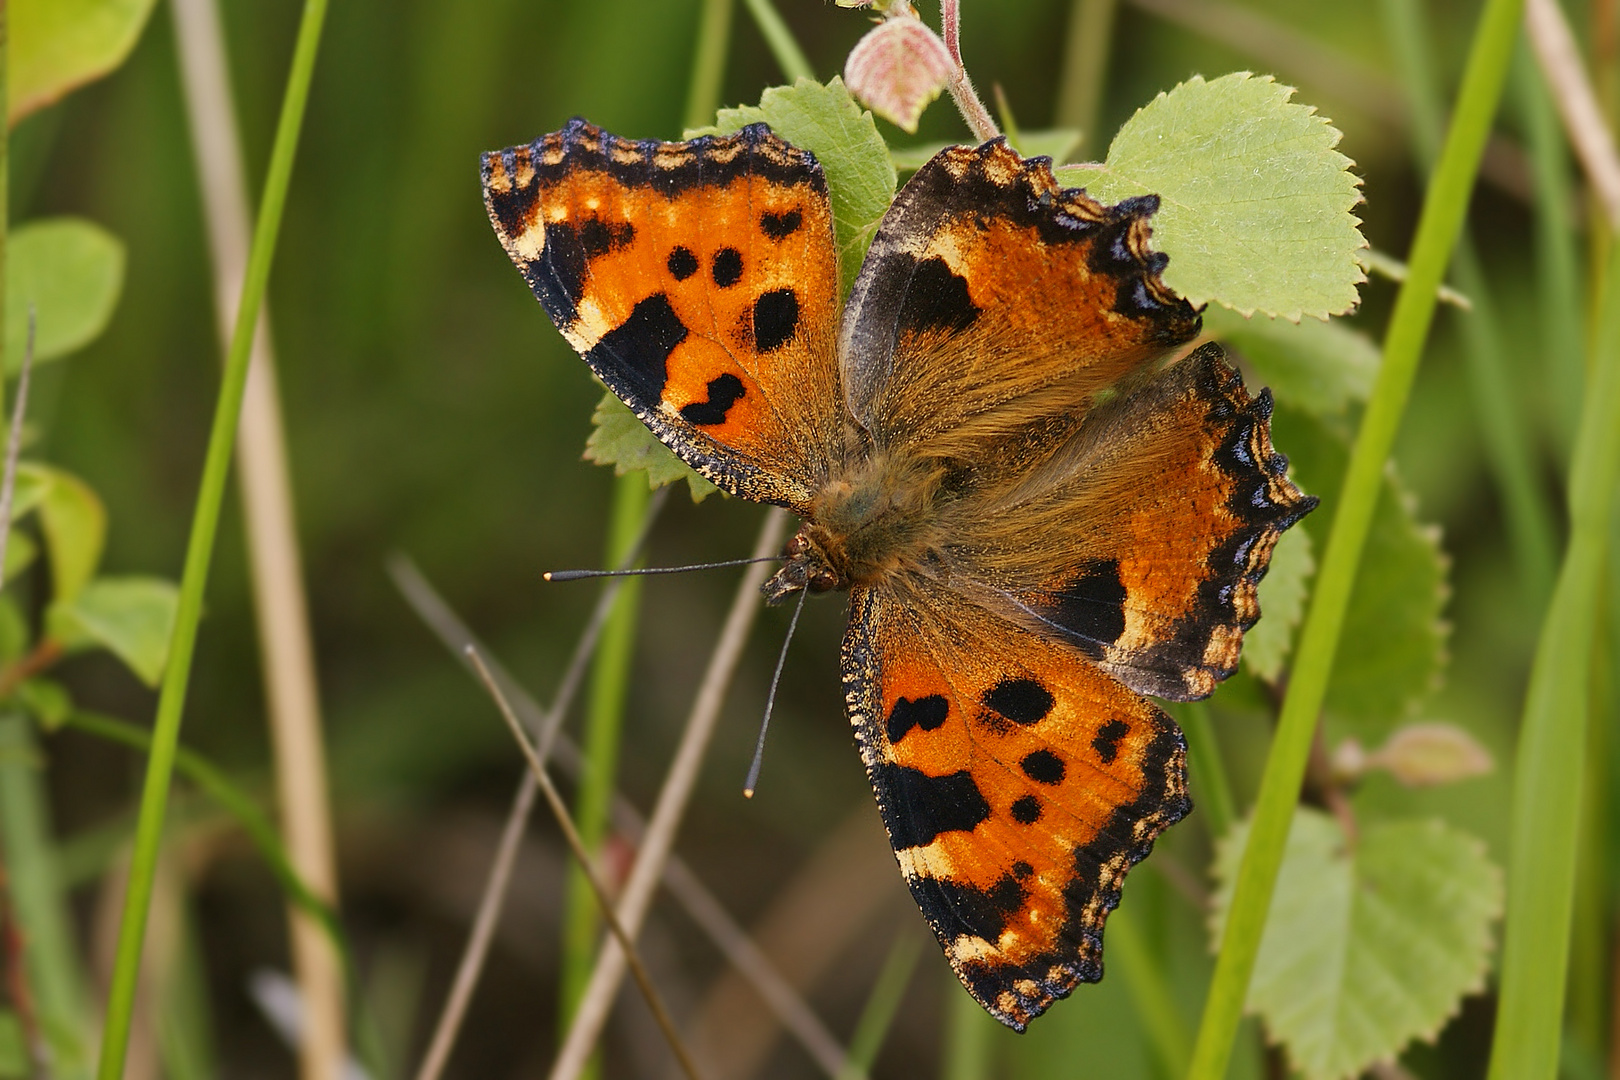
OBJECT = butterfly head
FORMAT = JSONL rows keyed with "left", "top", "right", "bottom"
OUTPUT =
{"left": 760, "top": 526, "right": 844, "bottom": 605}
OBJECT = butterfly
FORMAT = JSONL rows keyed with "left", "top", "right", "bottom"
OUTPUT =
{"left": 481, "top": 118, "right": 1316, "bottom": 1030}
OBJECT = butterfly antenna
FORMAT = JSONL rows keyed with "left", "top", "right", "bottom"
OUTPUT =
{"left": 544, "top": 554, "right": 782, "bottom": 582}
{"left": 744, "top": 587, "right": 808, "bottom": 798}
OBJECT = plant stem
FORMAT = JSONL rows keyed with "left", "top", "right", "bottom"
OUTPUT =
{"left": 1486, "top": 244, "right": 1620, "bottom": 1080}
{"left": 1380, "top": 0, "right": 1558, "bottom": 611}
{"left": 838, "top": 930, "right": 921, "bottom": 1080}
{"left": 741, "top": 0, "right": 814, "bottom": 84}
{"left": 1110, "top": 901, "right": 1191, "bottom": 1079}
{"left": 0, "top": 714, "right": 92, "bottom": 1078}
{"left": 1184, "top": 0, "right": 1526, "bottom": 1073}
{"left": 93, "top": 0, "right": 331, "bottom": 1071}
{"left": 1175, "top": 701, "right": 1235, "bottom": 841}
{"left": 1053, "top": 0, "right": 1118, "bottom": 153}
{"left": 685, "top": 0, "right": 736, "bottom": 133}
{"left": 558, "top": 475, "right": 647, "bottom": 1048}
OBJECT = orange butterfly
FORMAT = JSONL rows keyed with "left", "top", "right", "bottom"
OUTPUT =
{"left": 481, "top": 119, "right": 1315, "bottom": 1030}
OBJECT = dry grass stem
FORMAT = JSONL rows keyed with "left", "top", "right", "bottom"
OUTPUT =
{"left": 391, "top": 492, "right": 664, "bottom": 1080}
{"left": 169, "top": 0, "right": 344, "bottom": 1073}
{"left": 392, "top": 516, "right": 849, "bottom": 1076}
{"left": 466, "top": 647, "right": 705, "bottom": 1080}
{"left": 0, "top": 309, "right": 35, "bottom": 592}
{"left": 1525, "top": 0, "right": 1620, "bottom": 228}
{"left": 549, "top": 507, "right": 790, "bottom": 1080}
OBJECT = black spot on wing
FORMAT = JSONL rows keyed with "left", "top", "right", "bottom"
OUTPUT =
{"left": 982, "top": 678, "right": 1054, "bottom": 726}
{"left": 1044, "top": 559, "right": 1127, "bottom": 658}
{"left": 712, "top": 247, "right": 743, "bottom": 288}
{"left": 897, "top": 255, "right": 979, "bottom": 336}
{"left": 887, "top": 694, "right": 949, "bottom": 744}
{"left": 679, "top": 373, "right": 746, "bottom": 425}
{"left": 871, "top": 763, "right": 991, "bottom": 850}
{"left": 584, "top": 293, "right": 688, "bottom": 407}
{"left": 1092, "top": 719, "right": 1130, "bottom": 765}
{"left": 1012, "top": 860, "right": 1034, "bottom": 879}
{"left": 579, "top": 217, "right": 634, "bottom": 257}
{"left": 911, "top": 873, "right": 1025, "bottom": 944}
{"left": 667, "top": 246, "right": 698, "bottom": 280}
{"left": 760, "top": 208, "right": 803, "bottom": 239}
{"left": 1011, "top": 795, "right": 1043, "bottom": 825}
{"left": 753, "top": 288, "right": 800, "bottom": 352}
{"left": 1020, "top": 750, "right": 1066, "bottom": 785}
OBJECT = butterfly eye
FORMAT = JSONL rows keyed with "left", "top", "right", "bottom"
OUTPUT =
{"left": 808, "top": 568, "right": 840, "bottom": 593}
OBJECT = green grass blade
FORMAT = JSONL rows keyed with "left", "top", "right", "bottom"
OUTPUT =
{"left": 92, "top": 0, "right": 331, "bottom": 1071}
{"left": 1175, "top": 701, "right": 1235, "bottom": 841}
{"left": 1485, "top": 246, "right": 1620, "bottom": 1080}
{"left": 558, "top": 475, "right": 647, "bottom": 1040}
{"left": 0, "top": 714, "right": 93, "bottom": 1079}
{"left": 1110, "top": 902, "right": 1191, "bottom": 1078}
{"left": 939, "top": 971, "right": 999, "bottom": 1080}
{"left": 741, "top": 0, "right": 815, "bottom": 84}
{"left": 1183, "top": 0, "right": 1526, "bottom": 1074}
{"left": 1380, "top": 0, "right": 1558, "bottom": 608}
{"left": 839, "top": 931, "right": 922, "bottom": 1080}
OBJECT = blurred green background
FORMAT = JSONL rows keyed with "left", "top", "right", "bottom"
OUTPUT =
{"left": 17, "top": 0, "right": 1598, "bottom": 1075}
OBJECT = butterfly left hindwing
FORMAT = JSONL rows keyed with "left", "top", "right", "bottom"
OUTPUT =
{"left": 843, "top": 582, "right": 1191, "bottom": 1031}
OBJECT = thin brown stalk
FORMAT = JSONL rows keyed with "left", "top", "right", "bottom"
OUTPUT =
{"left": 1526, "top": 0, "right": 1620, "bottom": 227}
{"left": 549, "top": 507, "right": 790, "bottom": 1080}
{"left": 390, "top": 542, "right": 851, "bottom": 1078}
{"left": 0, "top": 309, "right": 34, "bottom": 592}
{"left": 939, "top": 0, "right": 1000, "bottom": 143}
{"left": 393, "top": 486, "right": 664, "bottom": 1080}
{"left": 168, "top": 0, "right": 343, "bottom": 1074}
{"left": 466, "top": 648, "right": 705, "bottom": 1080}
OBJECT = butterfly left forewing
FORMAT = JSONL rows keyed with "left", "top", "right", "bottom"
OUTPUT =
{"left": 843, "top": 582, "right": 1190, "bottom": 1031}
{"left": 482, "top": 119, "right": 842, "bottom": 510}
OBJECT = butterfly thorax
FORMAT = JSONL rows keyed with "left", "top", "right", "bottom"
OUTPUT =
{"left": 761, "top": 452, "right": 949, "bottom": 605}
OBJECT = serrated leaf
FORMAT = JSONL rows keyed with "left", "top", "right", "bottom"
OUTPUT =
{"left": 583, "top": 392, "right": 718, "bottom": 501}
{"left": 1204, "top": 306, "right": 1379, "bottom": 417}
{"left": 36, "top": 466, "right": 106, "bottom": 603}
{"left": 1243, "top": 525, "right": 1313, "bottom": 682}
{"left": 1210, "top": 810, "right": 1501, "bottom": 1080}
{"left": 46, "top": 576, "right": 179, "bottom": 686}
{"left": 9, "top": 218, "right": 126, "bottom": 369}
{"left": 1274, "top": 408, "right": 1448, "bottom": 733}
{"left": 1064, "top": 72, "right": 1365, "bottom": 321}
{"left": 707, "top": 77, "right": 897, "bottom": 294}
{"left": 13, "top": 0, "right": 159, "bottom": 124}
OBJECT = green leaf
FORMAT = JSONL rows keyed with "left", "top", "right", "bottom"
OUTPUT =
{"left": 1063, "top": 72, "right": 1365, "bottom": 321}
{"left": 47, "top": 576, "right": 179, "bottom": 687}
{"left": 1275, "top": 409, "right": 1449, "bottom": 734}
{"left": 706, "top": 77, "right": 897, "bottom": 294}
{"left": 9, "top": 463, "right": 55, "bottom": 522}
{"left": 8, "top": 218, "right": 126, "bottom": 369}
{"left": 16, "top": 678, "right": 73, "bottom": 731}
{"left": 1243, "top": 525, "right": 1314, "bottom": 683}
{"left": 36, "top": 466, "right": 106, "bottom": 603}
{"left": 1204, "top": 306, "right": 1380, "bottom": 418}
{"left": 583, "top": 392, "right": 719, "bottom": 501}
{"left": 13, "top": 0, "right": 160, "bottom": 124}
{"left": 1210, "top": 809, "right": 1501, "bottom": 1080}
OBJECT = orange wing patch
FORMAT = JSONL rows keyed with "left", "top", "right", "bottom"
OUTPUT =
{"left": 843, "top": 583, "right": 1190, "bottom": 1030}
{"left": 481, "top": 119, "right": 842, "bottom": 510}
{"left": 840, "top": 138, "right": 1201, "bottom": 460}
{"left": 951, "top": 343, "right": 1318, "bottom": 701}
